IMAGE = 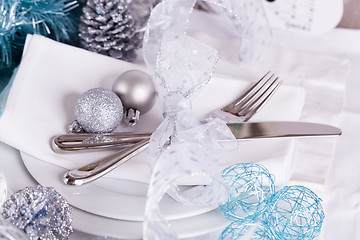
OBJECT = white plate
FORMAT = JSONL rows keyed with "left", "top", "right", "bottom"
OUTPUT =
{"left": 20, "top": 76, "right": 305, "bottom": 221}
{"left": 0, "top": 142, "right": 229, "bottom": 239}
{"left": 18, "top": 77, "right": 252, "bottom": 221}
{"left": 21, "top": 152, "right": 216, "bottom": 221}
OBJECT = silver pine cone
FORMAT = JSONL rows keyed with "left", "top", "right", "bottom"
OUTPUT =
{"left": 79, "top": 0, "right": 142, "bottom": 61}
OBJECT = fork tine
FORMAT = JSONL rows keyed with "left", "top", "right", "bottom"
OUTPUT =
{"left": 242, "top": 79, "right": 282, "bottom": 121}
{"left": 222, "top": 71, "right": 282, "bottom": 121}
{"left": 238, "top": 76, "right": 280, "bottom": 115}
{"left": 222, "top": 71, "right": 272, "bottom": 113}
{"left": 232, "top": 73, "right": 275, "bottom": 112}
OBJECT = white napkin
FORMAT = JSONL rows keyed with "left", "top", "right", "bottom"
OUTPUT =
{"left": 0, "top": 34, "right": 306, "bottom": 185}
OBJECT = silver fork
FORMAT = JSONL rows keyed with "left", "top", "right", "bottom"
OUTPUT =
{"left": 61, "top": 71, "right": 282, "bottom": 185}
{"left": 53, "top": 71, "right": 281, "bottom": 152}
{"left": 222, "top": 71, "right": 282, "bottom": 122}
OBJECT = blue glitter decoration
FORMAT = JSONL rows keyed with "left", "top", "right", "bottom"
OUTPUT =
{"left": 1, "top": 185, "right": 73, "bottom": 240}
{"left": 219, "top": 220, "right": 274, "bottom": 240}
{"left": 263, "top": 185, "right": 324, "bottom": 240}
{"left": 0, "top": 0, "right": 79, "bottom": 70}
{"left": 220, "top": 163, "right": 275, "bottom": 221}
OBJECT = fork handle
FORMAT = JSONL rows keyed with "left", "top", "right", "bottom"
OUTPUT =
{"left": 63, "top": 138, "right": 150, "bottom": 186}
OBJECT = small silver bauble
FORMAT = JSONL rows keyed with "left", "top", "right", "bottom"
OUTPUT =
{"left": 74, "top": 88, "right": 123, "bottom": 133}
{"left": 112, "top": 70, "right": 157, "bottom": 126}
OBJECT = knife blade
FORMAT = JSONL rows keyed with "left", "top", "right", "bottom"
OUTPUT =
{"left": 54, "top": 121, "right": 341, "bottom": 153}
{"left": 227, "top": 121, "right": 342, "bottom": 139}
{"left": 62, "top": 121, "right": 341, "bottom": 186}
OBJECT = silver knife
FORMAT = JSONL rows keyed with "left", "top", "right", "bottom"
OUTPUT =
{"left": 62, "top": 121, "right": 341, "bottom": 186}
{"left": 227, "top": 121, "right": 341, "bottom": 139}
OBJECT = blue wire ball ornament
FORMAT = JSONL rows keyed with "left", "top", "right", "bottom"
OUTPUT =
{"left": 220, "top": 163, "right": 275, "bottom": 221}
{"left": 263, "top": 185, "right": 325, "bottom": 240}
{"left": 219, "top": 220, "right": 274, "bottom": 240}
{"left": 1, "top": 185, "right": 73, "bottom": 239}
{"left": 0, "top": 0, "right": 78, "bottom": 70}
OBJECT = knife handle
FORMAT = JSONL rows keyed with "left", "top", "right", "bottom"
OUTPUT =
{"left": 52, "top": 132, "right": 151, "bottom": 152}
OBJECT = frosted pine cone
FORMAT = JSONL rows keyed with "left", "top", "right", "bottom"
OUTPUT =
{"left": 79, "top": 0, "right": 142, "bottom": 61}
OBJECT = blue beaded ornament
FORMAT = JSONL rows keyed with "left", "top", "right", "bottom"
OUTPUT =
{"left": 220, "top": 163, "right": 275, "bottom": 221}
{"left": 263, "top": 185, "right": 324, "bottom": 240}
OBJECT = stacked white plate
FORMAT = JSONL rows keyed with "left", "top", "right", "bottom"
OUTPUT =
{"left": 0, "top": 74, "right": 305, "bottom": 239}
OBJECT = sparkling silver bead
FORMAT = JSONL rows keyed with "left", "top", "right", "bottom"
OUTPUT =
{"left": 112, "top": 70, "right": 157, "bottom": 126}
{"left": 74, "top": 88, "right": 123, "bottom": 133}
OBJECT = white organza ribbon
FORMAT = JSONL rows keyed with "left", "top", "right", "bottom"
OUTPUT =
{"left": 142, "top": 0, "right": 270, "bottom": 239}
{"left": 143, "top": 0, "right": 271, "bottom": 70}
{"left": 144, "top": 31, "right": 238, "bottom": 240}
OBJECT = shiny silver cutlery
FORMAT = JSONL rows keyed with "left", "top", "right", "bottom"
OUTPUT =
{"left": 226, "top": 121, "right": 341, "bottom": 139}
{"left": 64, "top": 138, "right": 150, "bottom": 186}
{"left": 52, "top": 132, "right": 150, "bottom": 152}
{"left": 54, "top": 71, "right": 281, "bottom": 153}
{"left": 221, "top": 71, "right": 281, "bottom": 122}
{"left": 63, "top": 121, "right": 341, "bottom": 186}
{"left": 62, "top": 71, "right": 283, "bottom": 186}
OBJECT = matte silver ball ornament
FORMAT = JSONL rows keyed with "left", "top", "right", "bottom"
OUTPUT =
{"left": 74, "top": 88, "right": 123, "bottom": 133}
{"left": 112, "top": 70, "right": 157, "bottom": 126}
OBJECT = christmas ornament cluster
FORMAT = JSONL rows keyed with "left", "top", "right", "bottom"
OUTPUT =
{"left": 220, "top": 163, "right": 324, "bottom": 240}
{"left": 70, "top": 70, "right": 157, "bottom": 133}
{"left": 0, "top": 0, "right": 158, "bottom": 83}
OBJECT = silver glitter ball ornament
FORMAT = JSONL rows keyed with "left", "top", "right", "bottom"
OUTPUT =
{"left": 75, "top": 88, "right": 123, "bottom": 133}
{"left": 112, "top": 70, "right": 157, "bottom": 126}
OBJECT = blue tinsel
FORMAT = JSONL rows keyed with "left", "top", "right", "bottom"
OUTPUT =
{"left": 0, "top": 0, "right": 80, "bottom": 73}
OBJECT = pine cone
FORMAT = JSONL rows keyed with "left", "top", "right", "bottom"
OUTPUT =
{"left": 79, "top": 0, "right": 142, "bottom": 61}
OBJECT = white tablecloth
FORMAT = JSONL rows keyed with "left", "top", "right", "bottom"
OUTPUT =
{"left": 267, "top": 28, "right": 360, "bottom": 240}
{"left": 75, "top": 27, "right": 360, "bottom": 239}
{"left": 1, "top": 14, "right": 360, "bottom": 240}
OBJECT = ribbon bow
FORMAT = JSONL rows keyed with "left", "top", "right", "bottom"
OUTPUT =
{"left": 143, "top": 32, "right": 238, "bottom": 239}
{"left": 142, "top": 0, "right": 270, "bottom": 239}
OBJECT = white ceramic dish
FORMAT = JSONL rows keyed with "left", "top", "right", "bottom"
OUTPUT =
{"left": 20, "top": 77, "right": 304, "bottom": 221}
{"left": 0, "top": 142, "right": 229, "bottom": 239}
{"left": 17, "top": 77, "right": 252, "bottom": 221}
{"left": 21, "top": 134, "right": 295, "bottom": 223}
{"left": 21, "top": 152, "right": 216, "bottom": 221}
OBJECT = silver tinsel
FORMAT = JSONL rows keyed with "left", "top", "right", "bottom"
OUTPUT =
{"left": 74, "top": 88, "right": 123, "bottom": 133}
{"left": 78, "top": 0, "right": 142, "bottom": 61}
{"left": 1, "top": 185, "right": 73, "bottom": 240}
